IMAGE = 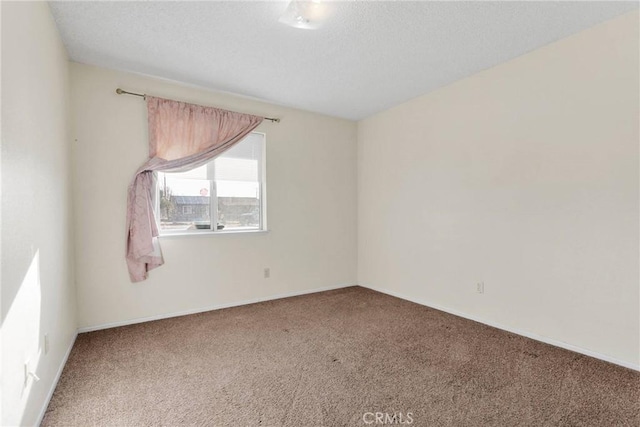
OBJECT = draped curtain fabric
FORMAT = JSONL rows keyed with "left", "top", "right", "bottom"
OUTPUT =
{"left": 126, "top": 96, "right": 264, "bottom": 282}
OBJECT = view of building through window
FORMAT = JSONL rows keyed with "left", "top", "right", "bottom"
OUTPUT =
{"left": 156, "top": 132, "right": 265, "bottom": 232}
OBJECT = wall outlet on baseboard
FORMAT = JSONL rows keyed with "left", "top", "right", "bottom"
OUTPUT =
{"left": 477, "top": 282, "right": 484, "bottom": 294}
{"left": 264, "top": 268, "right": 270, "bottom": 279}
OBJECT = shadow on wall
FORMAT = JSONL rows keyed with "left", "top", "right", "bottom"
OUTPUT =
{"left": 1, "top": 250, "right": 43, "bottom": 426}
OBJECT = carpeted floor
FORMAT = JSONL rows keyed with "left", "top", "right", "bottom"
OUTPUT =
{"left": 42, "top": 286, "right": 639, "bottom": 426}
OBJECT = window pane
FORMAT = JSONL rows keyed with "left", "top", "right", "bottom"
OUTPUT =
{"left": 158, "top": 173, "right": 211, "bottom": 231}
{"left": 214, "top": 133, "right": 263, "bottom": 231}
{"left": 217, "top": 181, "right": 260, "bottom": 230}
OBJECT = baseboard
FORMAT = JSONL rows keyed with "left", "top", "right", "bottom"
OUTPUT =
{"left": 35, "top": 330, "right": 78, "bottom": 426}
{"left": 361, "top": 284, "right": 639, "bottom": 372}
{"left": 78, "top": 283, "right": 354, "bottom": 333}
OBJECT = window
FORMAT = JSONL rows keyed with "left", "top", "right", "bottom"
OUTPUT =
{"left": 156, "top": 132, "right": 266, "bottom": 234}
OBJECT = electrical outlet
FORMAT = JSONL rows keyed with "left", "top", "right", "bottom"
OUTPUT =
{"left": 477, "top": 282, "right": 484, "bottom": 294}
{"left": 44, "top": 334, "right": 49, "bottom": 355}
{"left": 264, "top": 268, "right": 270, "bottom": 279}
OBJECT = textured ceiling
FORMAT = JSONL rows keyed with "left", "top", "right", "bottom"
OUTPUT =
{"left": 49, "top": 1, "right": 638, "bottom": 121}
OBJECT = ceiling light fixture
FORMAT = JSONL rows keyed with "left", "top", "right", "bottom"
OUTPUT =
{"left": 279, "top": 0, "right": 326, "bottom": 30}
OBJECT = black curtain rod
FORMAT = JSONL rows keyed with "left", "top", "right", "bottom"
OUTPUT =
{"left": 115, "top": 88, "right": 280, "bottom": 123}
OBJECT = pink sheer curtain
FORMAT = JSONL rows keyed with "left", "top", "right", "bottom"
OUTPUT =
{"left": 126, "top": 96, "right": 264, "bottom": 282}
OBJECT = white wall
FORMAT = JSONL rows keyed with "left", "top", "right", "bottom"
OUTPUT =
{"left": 70, "top": 63, "right": 357, "bottom": 330}
{"left": 358, "top": 11, "right": 639, "bottom": 367}
{"left": 1, "top": 2, "right": 76, "bottom": 426}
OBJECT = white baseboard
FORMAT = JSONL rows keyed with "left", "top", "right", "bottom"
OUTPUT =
{"left": 361, "top": 284, "right": 639, "bottom": 372}
{"left": 78, "top": 283, "right": 354, "bottom": 333}
{"left": 36, "top": 330, "right": 78, "bottom": 426}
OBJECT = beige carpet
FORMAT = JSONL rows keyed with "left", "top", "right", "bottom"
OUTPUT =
{"left": 42, "top": 287, "right": 639, "bottom": 426}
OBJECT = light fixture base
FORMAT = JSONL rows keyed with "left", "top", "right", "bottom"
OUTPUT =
{"left": 279, "top": 0, "right": 326, "bottom": 30}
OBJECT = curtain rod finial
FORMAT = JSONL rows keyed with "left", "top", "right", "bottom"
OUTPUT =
{"left": 116, "top": 88, "right": 124, "bottom": 95}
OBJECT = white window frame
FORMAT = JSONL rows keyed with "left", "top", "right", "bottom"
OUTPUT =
{"left": 155, "top": 132, "right": 267, "bottom": 236}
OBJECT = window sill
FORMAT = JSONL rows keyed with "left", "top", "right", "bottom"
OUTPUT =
{"left": 158, "top": 229, "right": 269, "bottom": 238}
